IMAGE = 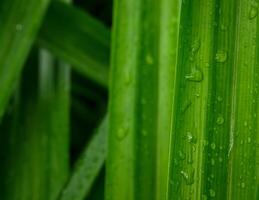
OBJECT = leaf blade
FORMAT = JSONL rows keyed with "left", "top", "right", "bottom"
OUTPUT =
{"left": 60, "top": 117, "right": 107, "bottom": 200}
{"left": 0, "top": 0, "right": 50, "bottom": 118}
{"left": 38, "top": 1, "right": 110, "bottom": 88}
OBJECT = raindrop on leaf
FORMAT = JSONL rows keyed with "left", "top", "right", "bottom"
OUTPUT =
{"left": 185, "top": 67, "right": 203, "bottom": 82}
{"left": 209, "top": 189, "right": 216, "bottom": 197}
{"left": 117, "top": 126, "right": 129, "bottom": 141}
{"left": 215, "top": 51, "right": 227, "bottom": 63}
{"left": 249, "top": 6, "right": 258, "bottom": 20}
{"left": 216, "top": 116, "right": 224, "bottom": 125}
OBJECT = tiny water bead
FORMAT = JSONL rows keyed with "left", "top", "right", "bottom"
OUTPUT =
{"left": 249, "top": 6, "right": 258, "bottom": 20}
{"left": 217, "top": 96, "right": 223, "bottom": 102}
{"left": 141, "top": 129, "right": 147, "bottom": 136}
{"left": 186, "top": 132, "right": 197, "bottom": 144}
{"left": 215, "top": 51, "right": 227, "bottom": 63}
{"left": 141, "top": 98, "right": 147, "bottom": 105}
{"left": 209, "top": 189, "right": 216, "bottom": 197}
{"left": 205, "top": 62, "right": 210, "bottom": 68}
{"left": 116, "top": 126, "right": 129, "bottom": 140}
{"left": 15, "top": 24, "right": 23, "bottom": 31}
{"left": 145, "top": 54, "right": 154, "bottom": 65}
{"left": 211, "top": 143, "right": 216, "bottom": 150}
{"left": 191, "top": 38, "right": 201, "bottom": 53}
{"left": 124, "top": 71, "right": 132, "bottom": 85}
{"left": 216, "top": 116, "right": 224, "bottom": 125}
{"left": 178, "top": 150, "right": 186, "bottom": 160}
{"left": 185, "top": 68, "right": 203, "bottom": 82}
{"left": 220, "top": 24, "right": 227, "bottom": 31}
{"left": 180, "top": 170, "right": 194, "bottom": 185}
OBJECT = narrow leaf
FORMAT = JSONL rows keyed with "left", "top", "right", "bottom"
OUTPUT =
{"left": 0, "top": 0, "right": 50, "bottom": 118}
{"left": 38, "top": 1, "right": 110, "bottom": 88}
{"left": 107, "top": 1, "right": 159, "bottom": 200}
{"left": 167, "top": 0, "right": 259, "bottom": 199}
{"left": 60, "top": 116, "right": 107, "bottom": 200}
{"left": 156, "top": 0, "right": 181, "bottom": 199}
{"left": 228, "top": 0, "right": 259, "bottom": 199}
{"left": 0, "top": 46, "right": 70, "bottom": 200}
{"left": 168, "top": 0, "right": 229, "bottom": 199}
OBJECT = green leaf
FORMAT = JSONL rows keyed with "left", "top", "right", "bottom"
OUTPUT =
{"left": 0, "top": 46, "right": 70, "bottom": 200}
{"left": 38, "top": 1, "right": 110, "bottom": 88}
{"left": 38, "top": 2, "right": 71, "bottom": 200}
{"left": 167, "top": 0, "right": 259, "bottom": 199}
{"left": 156, "top": 0, "right": 181, "bottom": 199}
{"left": 0, "top": 0, "right": 50, "bottom": 118}
{"left": 60, "top": 116, "right": 107, "bottom": 200}
{"left": 39, "top": 49, "right": 71, "bottom": 200}
{"left": 227, "top": 0, "right": 259, "bottom": 199}
{"left": 107, "top": 1, "right": 160, "bottom": 199}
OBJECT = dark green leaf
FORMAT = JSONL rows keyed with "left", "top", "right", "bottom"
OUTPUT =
{"left": 38, "top": 1, "right": 110, "bottom": 88}
{"left": 60, "top": 117, "right": 107, "bottom": 200}
{"left": 0, "top": 0, "right": 50, "bottom": 118}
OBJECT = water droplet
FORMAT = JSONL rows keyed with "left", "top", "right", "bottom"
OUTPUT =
{"left": 248, "top": 137, "right": 251, "bottom": 143}
{"left": 220, "top": 24, "right": 227, "bottom": 31}
{"left": 125, "top": 72, "right": 132, "bottom": 85}
{"left": 178, "top": 150, "right": 186, "bottom": 160}
{"left": 244, "top": 121, "right": 248, "bottom": 126}
{"left": 146, "top": 54, "right": 154, "bottom": 65}
{"left": 191, "top": 38, "right": 201, "bottom": 53}
{"left": 187, "top": 155, "right": 194, "bottom": 164}
{"left": 185, "top": 67, "right": 203, "bottom": 82}
{"left": 209, "top": 189, "right": 216, "bottom": 197}
{"left": 216, "top": 116, "right": 224, "bottom": 125}
{"left": 205, "top": 62, "right": 210, "bottom": 68}
{"left": 180, "top": 170, "right": 194, "bottom": 185}
{"left": 202, "top": 194, "right": 208, "bottom": 200}
{"left": 217, "top": 96, "right": 223, "bottom": 102}
{"left": 142, "top": 130, "right": 147, "bottom": 136}
{"left": 181, "top": 100, "right": 192, "bottom": 113}
{"left": 186, "top": 132, "right": 197, "bottom": 144}
{"left": 16, "top": 24, "right": 23, "bottom": 31}
{"left": 195, "top": 93, "right": 200, "bottom": 97}
{"left": 211, "top": 158, "right": 215, "bottom": 165}
{"left": 117, "top": 127, "right": 129, "bottom": 140}
{"left": 219, "top": 157, "right": 223, "bottom": 162}
{"left": 249, "top": 6, "right": 258, "bottom": 20}
{"left": 203, "top": 140, "right": 209, "bottom": 146}
{"left": 141, "top": 98, "right": 147, "bottom": 105}
{"left": 211, "top": 143, "right": 216, "bottom": 150}
{"left": 241, "top": 182, "right": 246, "bottom": 188}
{"left": 215, "top": 51, "right": 227, "bottom": 63}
